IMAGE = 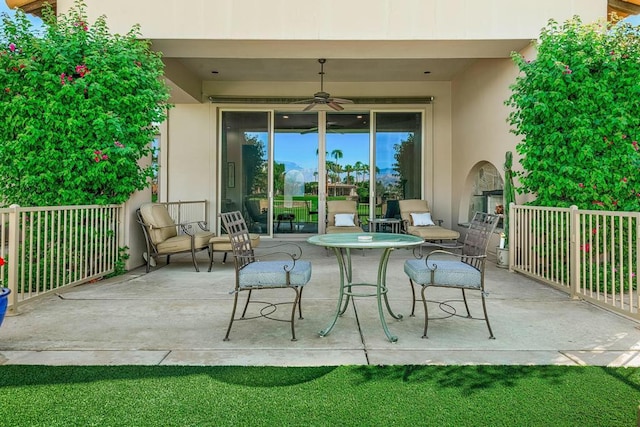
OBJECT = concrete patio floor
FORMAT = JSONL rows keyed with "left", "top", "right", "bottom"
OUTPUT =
{"left": 1, "top": 240, "right": 640, "bottom": 367}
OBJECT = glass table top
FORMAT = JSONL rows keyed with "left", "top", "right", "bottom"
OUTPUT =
{"left": 307, "top": 232, "right": 423, "bottom": 249}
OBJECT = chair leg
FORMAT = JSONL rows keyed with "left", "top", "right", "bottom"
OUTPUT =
{"left": 420, "top": 285, "right": 429, "bottom": 339}
{"left": 190, "top": 247, "right": 200, "bottom": 272}
{"left": 207, "top": 246, "right": 214, "bottom": 272}
{"left": 297, "top": 286, "right": 304, "bottom": 320}
{"left": 408, "top": 279, "right": 417, "bottom": 317}
{"left": 481, "top": 291, "right": 495, "bottom": 339}
{"left": 461, "top": 289, "right": 471, "bottom": 318}
{"left": 290, "top": 287, "right": 302, "bottom": 341}
{"left": 224, "top": 291, "right": 240, "bottom": 341}
{"left": 240, "top": 289, "right": 252, "bottom": 318}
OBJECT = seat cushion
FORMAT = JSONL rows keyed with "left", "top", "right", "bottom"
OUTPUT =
{"left": 194, "top": 231, "right": 215, "bottom": 248}
{"left": 404, "top": 259, "right": 480, "bottom": 288}
{"left": 407, "top": 225, "right": 460, "bottom": 241}
{"left": 239, "top": 260, "right": 312, "bottom": 287}
{"left": 156, "top": 234, "right": 193, "bottom": 253}
{"left": 326, "top": 225, "right": 364, "bottom": 234}
{"left": 210, "top": 234, "right": 261, "bottom": 251}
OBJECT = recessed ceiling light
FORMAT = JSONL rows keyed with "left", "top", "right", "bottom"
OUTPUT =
{"left": 283, "top": 115, "right": 289, "bottom": 119}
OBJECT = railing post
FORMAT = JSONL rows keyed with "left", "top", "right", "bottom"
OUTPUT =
{"left": 6, "top": 204, "right": 19, "bottom": 315}
{"left": 508, "top": 202, "right": 515, "bottom": 272}
{"left": 569, "top": 205, "right": 579, "bottom": 299}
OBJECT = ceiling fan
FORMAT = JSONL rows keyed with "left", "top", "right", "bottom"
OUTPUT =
{"left": 295, "top": 59, "right": 354, "bottom": 111}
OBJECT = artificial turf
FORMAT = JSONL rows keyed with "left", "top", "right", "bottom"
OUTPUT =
{"left": 0, "top": 365, "right": 638, "bottom": 426}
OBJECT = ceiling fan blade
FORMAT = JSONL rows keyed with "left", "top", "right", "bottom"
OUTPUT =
{"left": 291, "top": 98, "right": 316, "bottom": 104}
{"left": 331, "top": 97, "right": 354, "bottom": 104}
{"left": 303, "top": 103, "right": 316, "bottom": 112}
{"left": 328, "top": 101, "right": 344, "bottom": 111}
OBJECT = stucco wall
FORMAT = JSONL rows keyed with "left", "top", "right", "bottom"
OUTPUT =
{"left": 57, "top": 0, "right": 605, "bottom": 41}
{"left": 165, "top": 104, "right": 215, "bottom": 210}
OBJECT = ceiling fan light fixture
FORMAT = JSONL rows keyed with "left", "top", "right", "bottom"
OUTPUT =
{"left": 292, "top": 58, "right": 354, "bottom": 111}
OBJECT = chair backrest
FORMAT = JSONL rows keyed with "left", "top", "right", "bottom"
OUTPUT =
{"left": 384, "top": 200, "right": 400, "bottom": 219}
{"left": 398, "top": 199, "right": 430, "bottom": 225}
{"left": 326, "top": 200, "right": 358, "bottom": 226}
{"left": 139, "top": 203, "right": 178, "bottom": 244}
{"left": 461, "top": 212, "right": 501, "bottom": 268}
{"left": 219, "top": 211, "right": 256, "bottom": 269}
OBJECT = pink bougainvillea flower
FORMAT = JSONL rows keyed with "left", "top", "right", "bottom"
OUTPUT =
{"left": 94, "top": 157, "right": 100, "bottom": 162}
{"left": 632, "top": 141, "right": 639, "bottom": 151}
{"left": 94, "top": 150, "right": 102, "bottom": 155}
{"left": 622, "top": 177, "right": 628, "bottom": 183}
{"left": 562, "top": 65, "right": 572, "bottom": 74}
{"left": 75, "top": 64, "right": 88, "bottom": 77}
{"left": 102, "top": 154, "right": 108, "bottom": 160}
{"left": 578, "top": 183, "right": 585, "bottom": 188}
{"left": 593, "top": 200, "right": 604, "bottom": 207}
{"left": 592, "top": 228, "right": 598, "bottom": 235}
{"left": 580, "top": 243, "right": 590, "bottom": 252}
{"left": 8, "top": 43, "right": 15, "bottom": 52}
{"left": 114, "top": 141, "right": 124, "bottom": 148}
{"left": 0, "top": 256, "right": 5, "bottom": 266}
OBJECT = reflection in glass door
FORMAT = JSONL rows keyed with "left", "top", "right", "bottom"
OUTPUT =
{"left": 273, "top": 112, "right": 320, "bottom": 234}
{"left": 220, "top": 110, "right": 424, "bottom": 235}
{"left": 220, "top": 111, "right": 270, "bottom": 235}
{"left": 325, "top": 113, "right": 370, "bottom": 227}
{"left": 373, "top": 112, "right": 423, "bottom": 223}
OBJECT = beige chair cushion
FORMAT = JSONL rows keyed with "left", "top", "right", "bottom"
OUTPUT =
{"left": 326, "top": 200, "right": 364, "bottom": 233}
{"left": 156, "top": 234, "right": 192, "bottom": 253}
{"left": 399, "top": 199, "right": 459, "bottom": 241}
{"left": 326, "top": 225, "right": 364, "bottom": 234}
{"left": 210, "top": 233, "right": 261, "bottom": 251}
{"left": 140, "top": 203, "right": 178, "bottom": 244}
{"left": 407, "top": 225, "right": 460, "bottom": 241}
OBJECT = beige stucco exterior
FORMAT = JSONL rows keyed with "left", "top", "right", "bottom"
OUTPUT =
{"left": 19, "top": 1, "right": 609, "bottom": 264}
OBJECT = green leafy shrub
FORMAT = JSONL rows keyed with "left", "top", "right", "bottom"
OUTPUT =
{"left": 506, "top": 16, "right": 640, "bottom": 211}
{"left": 0, "top": 1, "right": 170, "bottom": 207}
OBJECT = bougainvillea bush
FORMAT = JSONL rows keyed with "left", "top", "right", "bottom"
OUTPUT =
{"left": 506, "top": 17, "right": 640, "bottom": 211}
{"left": 0, "top": 1, "right": 170, "bottom": 206}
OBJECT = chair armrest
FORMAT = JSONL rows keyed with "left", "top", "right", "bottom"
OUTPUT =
{"left": 234, "top": 242, "right": 303, "bottom": 272}
{"left": 424, "top": 249, "right": 485, "bottom": 261}
{"left": 255, "top": 242, "right": 303, "bottom": 263}
{"left": 179, "top": 221, "right": 209, "bottom": 235}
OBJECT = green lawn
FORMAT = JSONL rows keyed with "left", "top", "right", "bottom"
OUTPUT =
{"left": 0, "top": 365, "right": 639, "bottom": 426}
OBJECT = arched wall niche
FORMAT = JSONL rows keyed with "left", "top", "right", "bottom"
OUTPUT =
{"left": 458, "top": 161, "right": 504, "bottom": 225}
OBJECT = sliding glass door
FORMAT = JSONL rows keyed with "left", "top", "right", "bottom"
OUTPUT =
{"left": 219, "top": 109, "right": 424, "bottom": 236}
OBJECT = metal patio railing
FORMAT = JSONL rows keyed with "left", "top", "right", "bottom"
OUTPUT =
{"left": 1, "top": 204, "right": 124, "bottom": 314}
{"left": 511, "top": 204, "right": 640, "bottom": 318}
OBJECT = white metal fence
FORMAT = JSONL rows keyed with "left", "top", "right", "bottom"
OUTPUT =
{"left": 1, "top": 204, "right": 123, "bottom": 314}
{"left": 511, "top": 204, "right": 640, "bottom": 318}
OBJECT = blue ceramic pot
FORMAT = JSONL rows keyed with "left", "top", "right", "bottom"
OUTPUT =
{"left": 0, "top": 288, "right": 10, "bottom": 328}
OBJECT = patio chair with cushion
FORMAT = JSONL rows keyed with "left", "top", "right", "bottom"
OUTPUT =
{"left": 219, "top": 210, "right": 312, "bottom": 341}
{"left": 208, "top": 233, "right": 261, "bottom": 271}
{"left": 325, "top": 200, "right": 363, "bottom": 234}
{"left": 398, "top": 199, "right": 460, "bottom": 242}
{"left": 403, "top": 211, "right": 501, "bottom": 339}
{"left": 136, "top": 202, "right": 214, "bottom": 272}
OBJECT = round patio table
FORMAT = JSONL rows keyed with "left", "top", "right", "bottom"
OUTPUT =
{"left": 307, "top": 232, "right": 423, "bottom": 342}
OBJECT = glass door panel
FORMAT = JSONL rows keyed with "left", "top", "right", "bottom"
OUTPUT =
{"left": 220, "top": 111, "right": 270, "bottom": 235}
{"left": 273, "top": 112, "right": 319, "bottom": 234}
{"left": 374, "top": 112, "right": 423, "bottom": 222}
{"left": 325, "top": 113, "right": 371, "bottom": 227}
